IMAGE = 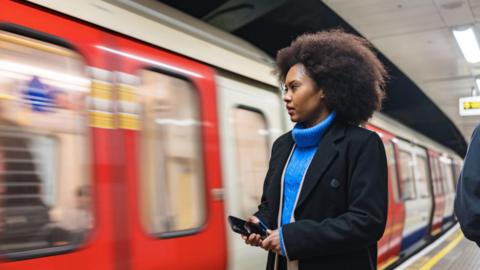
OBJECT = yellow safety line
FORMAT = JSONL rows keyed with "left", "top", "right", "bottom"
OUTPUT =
{"left": 419, "top": 233, "right": 464, "bottom": 270}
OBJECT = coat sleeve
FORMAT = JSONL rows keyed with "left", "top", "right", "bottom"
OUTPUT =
{"left": 281, "top": 132, "right": 388, "bottom": 260}
{"left": 253, "top": 138, "right": 280, "bottom": 226}
{"left": 455, "top": 125, "right": 480, "bottom": 246}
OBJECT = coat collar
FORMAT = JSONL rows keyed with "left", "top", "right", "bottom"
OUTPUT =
{"left": 296, "top": 119, "right": 346, "bottom": 209}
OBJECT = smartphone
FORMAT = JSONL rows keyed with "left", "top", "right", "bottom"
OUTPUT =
{"left": 228, "top": 215, "right": 268, "bottom": 238}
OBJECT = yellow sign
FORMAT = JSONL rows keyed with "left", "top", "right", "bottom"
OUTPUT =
{"left": 463, "top": 101, "right": 480, "bottom": 110}
{"left": 91, "top": 81, "right": 112, "bottom": 100}
{"left": 90, "top": 111, "right": 114, "bottom": 129}
{"left": 459, "top": 96, "right": 480, "bottom": 116}
{"left": 90, "top": 80, "right": 114, "bottom": 129}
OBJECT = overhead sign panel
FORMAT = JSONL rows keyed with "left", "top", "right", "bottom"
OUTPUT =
{"left": 459, "top": 96, "right": 480, "bottom": 116}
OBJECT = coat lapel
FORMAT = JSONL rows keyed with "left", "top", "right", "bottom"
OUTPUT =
{"left": 269, "top": 132, "right": 294, "bottom": 223}
{"left": 295, "top": 120, "right": 346, "bottom": 209}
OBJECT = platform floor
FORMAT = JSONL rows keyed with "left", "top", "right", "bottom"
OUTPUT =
{"left": 396, "top": 224, "right": 480, "bottom": 270}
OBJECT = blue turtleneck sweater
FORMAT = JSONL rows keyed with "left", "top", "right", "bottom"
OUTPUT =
{"left": 279, "top": 111, "right": 336, "bottom": 257}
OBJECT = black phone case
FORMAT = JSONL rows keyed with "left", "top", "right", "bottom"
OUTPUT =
{"left": 228, "top": 216, "right": 267, "bottom": 238}
{"left": 228, "top": 216, "right": 250, "bottom": 236}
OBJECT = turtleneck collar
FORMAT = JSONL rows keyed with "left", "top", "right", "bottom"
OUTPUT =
{"left": 292, "top": 111, "right": 336, "bottom": 147}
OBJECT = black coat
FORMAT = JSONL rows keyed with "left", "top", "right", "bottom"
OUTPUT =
{"left": 254, "top": 119, "right": 388, "bottom": 270}
{"left": 455, "top": 124, "right": 480, "bottom": 246}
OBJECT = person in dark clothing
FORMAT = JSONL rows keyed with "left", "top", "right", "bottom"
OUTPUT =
{"left": 242, "top": 30, "right": 389, "bottom": 270}
{"left": 455, "top": 124, "right": 480, "bottom": 246}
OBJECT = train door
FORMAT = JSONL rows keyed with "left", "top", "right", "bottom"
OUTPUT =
{"left": 396, "top": 140, "right": 430, "bottom": 253}
{"left": 216, "top": 74, "right": 284, "bottom": 270}
{"left": 411, "top": 146, "right": 433, "bottom": 235}
{"left": 367, "top": 126, "right": 405, "bottom": 270}
{"left": 428, "top": 151, "right": 445, "bottom": 236}
{"left": 439, "top": 156, "right": 455, "bottom": 227}
{"left": 111, "top": 37, "right": 227, "bottom": 269}
{"left": 0, "top": 1, "right": 118, "bottom": 269}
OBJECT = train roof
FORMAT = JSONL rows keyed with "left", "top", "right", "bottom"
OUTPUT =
{"left": 27, "top": 0, "right": 279, "bottom": 86}
{"left": 371, "top": 113, "right": 460, "bottom": 159}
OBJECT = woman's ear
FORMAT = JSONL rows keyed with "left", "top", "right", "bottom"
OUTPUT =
{"left": 318, "top": 89, "right": 326, "bottom": 99}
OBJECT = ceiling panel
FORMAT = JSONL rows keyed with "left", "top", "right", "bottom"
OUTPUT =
{"left": 469, "top": 0, "right": 480, "bottom": 7}
{"left": 434, "top": 0, "right": 474, "bottom": 26}
{"left": 372, "top": 28, "right": 471, "bottom": 82}
{"left": 324, "top": 0, "right": 444, "bottom": 38}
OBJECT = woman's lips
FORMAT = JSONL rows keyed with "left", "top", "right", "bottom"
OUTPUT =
{"left": 287, "top": 108, "right": 295, "bottom": 115}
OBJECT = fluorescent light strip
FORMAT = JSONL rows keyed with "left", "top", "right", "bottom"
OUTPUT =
{"left": 95, "top": 45, "right": 203, "bottom": 78}
{"left": 0, "top": 60, "right": 90, "bottom": 89}
{"left": 453, "top": 27, "right": 480, "bottom": 63}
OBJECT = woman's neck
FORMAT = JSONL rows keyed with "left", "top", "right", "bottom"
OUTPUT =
{"left": 302, "top": 109, "right": 331, "bottom": 128}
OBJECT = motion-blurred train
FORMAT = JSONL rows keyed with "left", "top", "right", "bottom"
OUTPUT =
{"left": 0, "top": 1, "right": 463, "bottom": 269}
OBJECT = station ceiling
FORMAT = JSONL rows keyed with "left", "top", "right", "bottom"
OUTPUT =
{"left": 158, "top": 0, "right": 471, "bottom": 156}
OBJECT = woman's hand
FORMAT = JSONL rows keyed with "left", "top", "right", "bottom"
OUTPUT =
{"left": 261, "top": 229, "right": 281, "bottom": 254}
{"left": 242, "top": 216, "right": 263, "bottom": 247}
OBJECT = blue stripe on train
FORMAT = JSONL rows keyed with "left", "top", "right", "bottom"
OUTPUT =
{"left": 400, "top": 226, "right": 428, "bottom": 251}
{"left": 442, "top": 216, "right": 454, "bottom": 225}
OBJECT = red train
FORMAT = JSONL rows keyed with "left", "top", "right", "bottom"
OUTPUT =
{"left": 0, "top": 1, "right": 462, "bottom": 269}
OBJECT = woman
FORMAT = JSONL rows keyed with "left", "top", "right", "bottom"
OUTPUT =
{"left": 243, "top": 30, "right": 388, "bottom": 270}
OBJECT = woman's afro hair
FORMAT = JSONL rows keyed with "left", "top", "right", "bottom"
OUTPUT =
{"left": 276, "top": 29, "right": 388, "bottom": 125}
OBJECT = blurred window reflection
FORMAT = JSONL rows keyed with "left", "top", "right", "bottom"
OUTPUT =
{"left": 140, "top": 70, "right": 205, "bottom": 235}
{"left": 416, "top": 155, "right": 431, "bottom": 198}
{"left": 384, "top": 142, "right": 400, "bottom": 203}
{"left": 430, "top": 156, "right": 443, "bottom": 196}
{"left": 0, "top": 31, "right": 91, "bottom": 257}
{"left": 233, "top": 108, "right": 269, "bottom": 217}
{"left": 440, "top": 158, "right": 454, "bottom": 193}
{"left": 398, "top": 150, "right": 416, "bottom": 201}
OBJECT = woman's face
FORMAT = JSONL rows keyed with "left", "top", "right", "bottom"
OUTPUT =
{"left": 283, "top": 64, "right": 329, "bottom": 127}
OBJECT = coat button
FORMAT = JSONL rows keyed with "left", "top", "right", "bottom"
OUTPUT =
{"left": 330, "top": 178, "right": 340, "bottom": 189}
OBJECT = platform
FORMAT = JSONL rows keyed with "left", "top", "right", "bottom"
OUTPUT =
{"left": 396, "top": 224, "right": 480, "bottom": 270}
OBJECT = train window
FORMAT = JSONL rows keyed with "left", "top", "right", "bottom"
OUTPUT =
{"left": 233, "top": 108, "right": 269, "bottom": 217}
{"left": 140, "top": 70, "right": 205, "bottom": 236}
{"left": 398, "top": 150, "right": 416, "bottom": 200}
{"left": 440, "top": 158, "right": 455, "bottom": 193}
{"left": 415, "top": 155, "right": 431, "bottom": 198}
{"left": 0, "top": 31, "right": 91, "bottom": 257}
{"left": 384, "top": 141, "right": 400, "bottom": 202}
{"left": 430, "top": 157, "right": 442, "bottom": 195}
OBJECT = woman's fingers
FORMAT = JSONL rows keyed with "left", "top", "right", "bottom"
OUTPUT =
{"left": 244, "top": 233, "right": 262, "bottom": 246}
{"left": 248, "top": 216, "right": 260, "bottom": 224}
{"left": 261, "top": 236, "right": 272, "bottom": 250}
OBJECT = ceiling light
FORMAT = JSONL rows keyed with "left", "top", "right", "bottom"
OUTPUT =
{"left": 453, "top": 27, "right": 480, "bottom": 63}
{"left": 95, "top": 45, "right": 203, "bottom": 78}
{"left": 475, "top": 78, "right": 480, "bottom": 94}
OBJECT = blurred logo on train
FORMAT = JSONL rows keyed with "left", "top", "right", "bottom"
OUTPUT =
{"left": 23, "top": 76, "right": 55, "bottom": 112}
